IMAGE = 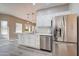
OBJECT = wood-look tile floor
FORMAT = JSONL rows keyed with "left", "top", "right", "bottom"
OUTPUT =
{"left": 0, "top": 39, "right": 52, "bottom": 56}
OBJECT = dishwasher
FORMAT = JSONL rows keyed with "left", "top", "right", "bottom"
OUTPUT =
{"left": 40, "top": 35, "right": 52, "bottom": 52}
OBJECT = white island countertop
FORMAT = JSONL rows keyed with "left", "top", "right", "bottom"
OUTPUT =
{"left": 38, "top": 34, "right": 52, "bottom": 36}
{"left": 17, "top": 32, "right": 52, "bottom": 36}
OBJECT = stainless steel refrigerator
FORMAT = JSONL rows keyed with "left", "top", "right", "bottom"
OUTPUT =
{"left": 52, "top": 14, "right": 77, "bottom": 56}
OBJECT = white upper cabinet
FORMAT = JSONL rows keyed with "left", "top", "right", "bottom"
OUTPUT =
{"left": 37, "top": 15, "right": 52, "bottom": 27}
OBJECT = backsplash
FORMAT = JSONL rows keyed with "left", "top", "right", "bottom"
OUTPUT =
{"left": 36, "top": 27, "right": 51, "bottom": 34}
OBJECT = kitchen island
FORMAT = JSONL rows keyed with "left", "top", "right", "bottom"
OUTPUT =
{"left": 17, "top": 32, "right": 40, "bottom": 49}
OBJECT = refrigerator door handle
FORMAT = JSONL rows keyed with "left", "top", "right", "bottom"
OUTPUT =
{"left": 59, "top": 28, "right": 61, "bottom": 37}
{"left": 54, "top": 26, "right": 58, "bottom": 41}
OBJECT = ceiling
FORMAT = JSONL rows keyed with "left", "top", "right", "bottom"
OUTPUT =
{"left": 0, "top": 3, "right": 66, "bottom": 23}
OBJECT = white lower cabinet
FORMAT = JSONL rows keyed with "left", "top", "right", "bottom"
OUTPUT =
{"left": 18, "top": 34, "right": 40, "bottom": 49}
{"left": 18, "top": 34, "right": 24, "bottom": 45}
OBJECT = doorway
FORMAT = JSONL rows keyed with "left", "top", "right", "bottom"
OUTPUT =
{"left": 0, "top": 20, "right": 9, "bottom": 40}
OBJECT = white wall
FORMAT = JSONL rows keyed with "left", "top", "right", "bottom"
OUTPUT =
{"left": 69, "top": 3, "right": 79, "bottom": 14}
{"left": 37, "top": 4, "right": 69, "bottom": 16}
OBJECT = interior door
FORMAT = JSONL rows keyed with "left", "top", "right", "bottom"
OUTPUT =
{"left": 53, "top": 42, "right": 77, "bottom": 56}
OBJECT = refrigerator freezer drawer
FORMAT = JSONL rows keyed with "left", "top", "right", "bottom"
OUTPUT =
{"left": 53, "top": 42, "right": 77, "bottom": 56}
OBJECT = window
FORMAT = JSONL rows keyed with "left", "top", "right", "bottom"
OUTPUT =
{"left": 25, "top": 24, "right": 31, "bottom": 32}
{"left": 29, "top": 25, "right": 31, "bottom": 32}
{"left": 25, "top": 24, "right": 29, "bottom": 30}
{"left": 32, "top": 26, "right": 34, "bottom": 32}
{"left": 16, "top": 23, "right": 22, "bottom": 33}
{"left": 1, "top": 21, "right": 8, "bottom": 35}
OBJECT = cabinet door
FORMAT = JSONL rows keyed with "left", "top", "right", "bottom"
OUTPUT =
{"left": 53, "top": 42, "right": 77, "bottom": 56}
{"left": 24, "top": 38, "right": 29, "bottom": 46}
{"left": 35, "top": 35, "right": 40, "bottom": 49}
{"left": 18, "top": 34, "right": 22, "bottom": 44}
{"left": 29, "top": 36, "right": 35, "bottom": 48}
{"left": 21, "top": 35, "right": 25, "bottom": 45}
{"left": 18, "top": 34, "right": 24, "bottom": 45}
{"left": 22, "top": 34, "right": 29, "bottom": 46}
